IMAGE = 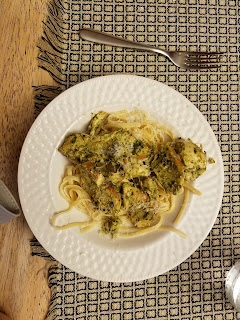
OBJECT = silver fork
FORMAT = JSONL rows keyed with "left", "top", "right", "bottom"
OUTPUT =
{"left": 79, "top": 28, "right": 222, "bottom": 70}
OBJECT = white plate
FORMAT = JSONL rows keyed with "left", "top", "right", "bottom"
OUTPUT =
{"left": 18, "top": 75, "right": 224, "bottom": 282}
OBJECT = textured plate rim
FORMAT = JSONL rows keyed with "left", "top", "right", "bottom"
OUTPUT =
{"left": 18, "top": 74, "right": 224, "bottom": 282}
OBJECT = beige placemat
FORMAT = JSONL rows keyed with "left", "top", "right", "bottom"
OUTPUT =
{"left": 33, "top": 0, "right": 240, "bottom": 319}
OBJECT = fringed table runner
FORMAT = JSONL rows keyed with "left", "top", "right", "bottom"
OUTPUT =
{"left": 32, "top": 0, "right": 240, "bottom": 319}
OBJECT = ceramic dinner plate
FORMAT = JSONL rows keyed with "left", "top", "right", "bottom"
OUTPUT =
{"left": 18, "top": 75, "right": 224, "bottom": 282}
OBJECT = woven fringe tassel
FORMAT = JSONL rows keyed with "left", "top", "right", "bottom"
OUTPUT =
{"left": 33, "top": 85, "right": 62, "bottom": 116}
{"left": 31, "top": 238, "right": 56, "bottom": 260}
{"left": 38, "top": 0, "right": 69, "bottom": 86}
{"left": 31, "top": 238, "right": 63, "bottom": 320}
{"left": 32, "top": 3, "right": 72, "bottom": 318}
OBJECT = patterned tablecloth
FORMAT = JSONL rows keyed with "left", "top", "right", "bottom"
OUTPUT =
{"left": 33, "top": 0, "right": 240, "bottom": 319}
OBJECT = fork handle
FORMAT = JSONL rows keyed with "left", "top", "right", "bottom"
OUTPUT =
{"left": 79, "top": 28, "right": 168, "bottom": 57}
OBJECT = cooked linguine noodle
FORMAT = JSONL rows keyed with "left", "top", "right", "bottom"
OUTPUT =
{"left": 52, "top": 109, "right": 208, "bottom": 238}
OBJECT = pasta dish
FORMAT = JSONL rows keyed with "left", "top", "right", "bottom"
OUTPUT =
{"left": 52, "top": 110, "right": 208, "bottom": 238}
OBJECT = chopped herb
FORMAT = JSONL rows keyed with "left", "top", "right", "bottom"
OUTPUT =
{"left": 109, "top": 201, "right": 114, "bottom": 208}
{"left": 132, "top": 140, "right": 144, "bottom": 155}
{"left": 143, "top": 211, "right": 148, "bottom": 218}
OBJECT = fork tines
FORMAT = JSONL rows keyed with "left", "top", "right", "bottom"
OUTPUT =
{"left": 185, "top": 52, "right": 223, "bottom": 69}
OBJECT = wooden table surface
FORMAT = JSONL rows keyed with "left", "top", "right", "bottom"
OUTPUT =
{"left": 0, "top": 1, "right": 56, "bottom": 319}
